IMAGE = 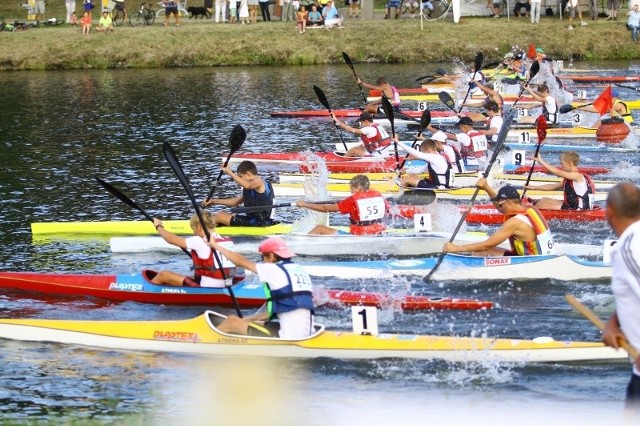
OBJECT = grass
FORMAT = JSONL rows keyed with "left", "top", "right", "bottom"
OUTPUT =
{"left": 0, "top": 1, "right": 636, "bottom": 70}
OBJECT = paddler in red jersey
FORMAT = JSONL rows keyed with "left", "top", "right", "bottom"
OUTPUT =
{"left": 332, "top": 111, "right": 394, "bottom": 158}
{"left": 443, "top": 180, "right": 556, "bottom": 256}
{"left": 295, "top": 174, "right": 390, "bottom": 235}
{"left": 523, "top": 151, "right": 596, "bottom": 211}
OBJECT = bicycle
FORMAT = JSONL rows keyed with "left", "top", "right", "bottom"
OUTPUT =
{"left": 111, "top": 0, "right": 126, "bottom": 26}
{"left": 130, "top": 3, "right": 156, "bottom": 26}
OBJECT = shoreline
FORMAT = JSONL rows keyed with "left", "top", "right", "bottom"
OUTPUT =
{"left": 0, "top": 17, "right": 637, "bottom": 71}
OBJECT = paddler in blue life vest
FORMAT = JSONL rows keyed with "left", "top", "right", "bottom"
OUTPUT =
{"left": 523, "top": 151, "right": 596, "bottom": 210}
{"left": 443, "top": 180, "right": 555, "bottom": 256}
{"left": 152, "top": 211, "right": 242, "bottom": 287}
{"left": 208, "top": 237, "right": 315, "bottom": 339}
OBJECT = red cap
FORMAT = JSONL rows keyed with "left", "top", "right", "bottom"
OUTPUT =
{"left": 258, "top": 237, "right": 296, "bottom": 258}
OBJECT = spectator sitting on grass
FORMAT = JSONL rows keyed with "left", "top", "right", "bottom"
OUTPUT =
{"left": 307, "top": 4, "right": 323, "bottom": 26}
{"left": 96, "top": 10, "right": 114, "bottom": 32}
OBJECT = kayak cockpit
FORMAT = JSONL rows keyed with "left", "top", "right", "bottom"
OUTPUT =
{"left": 204, "top": 310, "right": 326, "bottom": 341}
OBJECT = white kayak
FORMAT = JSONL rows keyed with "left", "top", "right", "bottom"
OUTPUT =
{"left": 110, "top": 234, "right": 604, "bottom": 258}
{"left": 298, "top": 253, "right": 612, "bottom": 281}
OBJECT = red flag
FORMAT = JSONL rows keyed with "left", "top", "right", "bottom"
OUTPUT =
{"left": 527, "top": 43, "right": 536, "bottom": 59}
{"left": 592, "top": 86, "right": 613, "bottom": 116}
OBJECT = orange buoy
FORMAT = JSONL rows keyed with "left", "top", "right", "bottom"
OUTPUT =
{"left": 596, "top": 117, "right": 630, "bottom": 143}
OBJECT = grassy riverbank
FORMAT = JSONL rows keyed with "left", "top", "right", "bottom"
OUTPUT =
{"left": 0, "top": 2, "right": 636, "bottom": 70}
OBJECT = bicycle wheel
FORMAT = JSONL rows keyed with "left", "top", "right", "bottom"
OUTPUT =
{"left": 144, "top": 9, "right": 156, "bottom": 25}
{"left": 113, "top": 9, "right": 125, "bottom": 26}
{"left": 130, "top": 11, "right": 144, "bottom": 26}
{"left": 423, "top": 0, "right": 451, "bottom": 20}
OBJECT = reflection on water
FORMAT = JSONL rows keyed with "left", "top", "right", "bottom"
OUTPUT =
{"left": 0, "top": 63, "right": 639, "bottom": 422}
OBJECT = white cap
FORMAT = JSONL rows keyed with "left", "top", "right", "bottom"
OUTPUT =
{"left": 431, "top": 131, "right": 447, "bottom": 142}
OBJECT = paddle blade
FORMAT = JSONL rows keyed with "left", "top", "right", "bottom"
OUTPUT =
{"left": 95, "top": 175, "right": 153, "bottom": 222}
{"left": 529, "top": 60, "right": 540, "bottom": 81}
{"left": 536, "top": 114, "right": 548, "bottom": 143}
{"left": 436, "top": 67, "right": 447, "bottom": 76}
{"left": 420, "top": 109, "right": 431, "bottom": 130}
{"left": 473, "top": 51, "right": 484, "bottom": 73}
{"left": 381, "top": 96, "right": 395, "bottom": 133}
{"left": 314, "top": 85, "right": 331, "bottom": 111}
{"left": 559, "top": 104, "right": 574, "bottom": 114}
{"left": 229, "top": 124, "right": 247, "bottom": 154}
{"left": 438, "top": 92, "right": 456, "bottom": 112}
{"left": 342, "top": 51, "right": 353, "bottom": 68}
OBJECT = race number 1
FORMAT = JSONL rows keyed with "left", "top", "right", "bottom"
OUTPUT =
{"left": 351, "top": 306, "right": 378, "bottom": 336}
{"left": 511, "top": 150, "right": 526, "bottom": 166}
{"left": 414, "top": 212, "right": 432, "bottom": 232}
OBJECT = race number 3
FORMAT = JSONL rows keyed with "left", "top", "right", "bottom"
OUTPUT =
{"left": 351, "top": 306, "right": 379, "bottom": 336}
{"left": 414, "top": 212, "right": 432, "bottom": 232}
{"left": 512, "top": 150, "right": 526, "bottom": 166}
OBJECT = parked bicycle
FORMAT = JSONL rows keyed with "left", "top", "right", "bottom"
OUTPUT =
{"left": 111, "top": 0, "right": 126, "bottom": 26}
{"left": 130, "top": 2, "right": 155, "bottom": 26}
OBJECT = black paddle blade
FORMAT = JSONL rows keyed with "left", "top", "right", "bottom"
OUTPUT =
{"left": 229, "top": 124, "right": 247, "bottom": 154}
{"left": 559, "top": 104, "right": 574, "bottom": 114}
{"left": 394, "top": 190, "right": 436, "bottom": 206}
{"left": 313, "top": 85, "right": 331, "bottom": 111}
{"left": 473, "top": 52, "right": 484, "bottom": 72}
{"left": 438, "top": 92, "right": 456, "bottom": 112}
{"left": 420, "top": 109, "right": 431, "bottom": 129}
{"left": 95, "top": 175, "right": 152, "bottom": 222}
{"left": 381, "top": 97, "right": 395, "bottom": 135}
{"left": 342, "top": 51, "right": 354, "bottom": 69}
{"left": 436, "top": 67, "right": 447, "bottom": 76}
{"left": 529, "top": 60, "right": 540, "bottom": 80}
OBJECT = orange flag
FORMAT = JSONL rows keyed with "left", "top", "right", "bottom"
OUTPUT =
{"left": 527, "top": 43, "right": 536, "bottom": 59}
{"left": 592, "top": 86, "right": 613, "bottom": 116}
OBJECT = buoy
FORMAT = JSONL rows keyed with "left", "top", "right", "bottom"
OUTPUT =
{"left": 596, "top": 117, "right": 630, "bottom": 143}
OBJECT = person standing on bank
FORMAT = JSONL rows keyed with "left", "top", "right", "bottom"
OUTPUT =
{"left": 602, "top": 182, "right": 640, "bottom": 412}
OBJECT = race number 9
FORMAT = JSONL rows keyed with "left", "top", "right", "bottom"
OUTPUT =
{"left": 512, "top": 150, "right": 526, "bottom": 166}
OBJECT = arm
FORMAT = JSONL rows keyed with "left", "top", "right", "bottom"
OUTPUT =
{"left": 223, "top": 166, "right": 264, "bottom": 191}
{"left": 535, "top": 155, "right": 584, "bottom": 182}
{"left": 331, "top": 113, "right": 363, "bottom": 135}
{"left": 209, "top": 239, "right": 258, "bottom": 273}
{"left": 444, "top": 220, "right": 517, "bottom": 253}
{"left": 153, "top": 218, "right": 188, "bottom": 249}
{"left": 203, "top": 195, "right": 244, "bottom": 207}
{"left": 525, "top": 181, "right": 563, "bottom": 191}
{"left": 357, "top": 79, "right": 378, "bottom": 91}
{"left": 296, "top": 201, "right": 340, "bottom": 213}
{"left": 524, "top": 85, "right": 544, "bottom": 102}
{"left": 427, "top": 124, "right": 456, "bottom": 141}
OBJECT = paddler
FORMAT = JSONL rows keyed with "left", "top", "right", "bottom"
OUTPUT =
{"left": 208, "top": 237, "right": 315, "bottom": 339}
{"left": 357, "top": 76, "right": 402, "bottom": 114}
{"left": 427, "top": 116, "right": 488, "bottom": 171}
{"left": 443, "top": 180, "right": 555, "bottom": 256}
{"left": 523, "top": 151, "right": 596, "bottom": 210}
{"left": 332, "top": 111, "right": 394, "bottom": 158}
{"left": 397, "top": 138, "right": 452, "bottom": 189}
{"left": 295, "top": 174, "right": 389, "bottom": 235}
{"left": 152, "top": 211, "right": 242, "bottom": 287}
{"left": 579, "top": 88, "right": 634, "bottom": 125}
{"left": 521, "top": 82, "right": 559, "bottom": 125}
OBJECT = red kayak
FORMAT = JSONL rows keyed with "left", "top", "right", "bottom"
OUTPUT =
{"left": 466, "top": 204, "right": 606, "bottom": 225}
{"left": 0, "top": 271, "right": 492, "bottom": 311}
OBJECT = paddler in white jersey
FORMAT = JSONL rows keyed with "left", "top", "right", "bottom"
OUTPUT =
{"left": 332, "top": 111, "right": 394, "bottom": 158}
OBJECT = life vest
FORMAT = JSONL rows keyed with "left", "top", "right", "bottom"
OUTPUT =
{"left": 613, "top": 99, "right": 634, "bottom": 123}
{"left": 562, "top": 174, "right": 595, "bottom": 210}
{"left": 361, "top": 123, "right": 392, "bottom": 154}
{"left": 506, "top": 207, "right": 555, "bottom": 256}
{"left": 460, "top": 130, "right": 488, "bottom": 159}
{"left": 347, "top": 190, "right": 387, "bottom": 235}
{"left": 191, "top": 236, "right": 237, "bottom": 281}
{"left": 263, "top": 260, "right": 314, "bottom": 320}
{"left": 426, "top": 153, "right": 453, "bottom": 188}
{"left": 242, "top": 180, "right": 274, "bottom": 222}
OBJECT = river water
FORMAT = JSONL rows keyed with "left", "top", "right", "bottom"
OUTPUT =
{"left": 1, "top": 62, "right": 640, "bottom": 425}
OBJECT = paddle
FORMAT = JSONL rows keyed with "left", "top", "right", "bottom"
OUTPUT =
{"left": 614, "top": 83, "right": 640, "bottom": 93}
{"left": 163, "top": 142, "right": 243, "bottom": 318}
{"left": 565, "top": 294, "right": 639, "bottom": 359}
{"left": 438, "top": 91, "right": 457, "bottom": 114}
{"left": 342, "top": 52, "right": 367, "bottom": 104}
{"left": 520, "top": 114, "right": 548, "bottom": 200}
{"left": 398, "top": 109, "right": 431, "bottom": 171}
{"left": 381, "top": 96, "right": 400, "bottom": 173}
{"left": 457, "top": 52, "right": 484, "bottom": 114}
{"left": 415, "top": 67, "right": 448, "bottom": 83}
{"left": 95, "top": 176, "right": 191, "bottom": 257}
{"left": 423, "top": 111, "right": 515, "bottom": 283}
{"left": 511, "top": 60, "right": 540, "bottom": 111}
{"left": 314, "top": 85, "right": 349, "bottom": 152}
{"left": 204, "top": 124, "right": 247, "bottom": 204}
{"left": 230, "top": 200, "right": 335, "bottom": 214}
{"left": 559, "top": 102, "right": 593, "bottom": 114}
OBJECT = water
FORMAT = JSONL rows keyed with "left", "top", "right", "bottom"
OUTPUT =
{"left": 0, "top": 62, "right": 639, "bottom": 424}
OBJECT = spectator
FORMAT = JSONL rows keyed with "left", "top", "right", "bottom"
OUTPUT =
{"left": 228, "top": 0, "right": 237, "bottom": 22}
{"left": 163, "top": 0, "right": 181, "bottom": 26}
{"left": 606, "top": 0, "right": 619, "bottom": 20}
{"left": 307, "top": 4, "right": 323, "bottom": 26}
{"left": 530, "top": 0, "right": 541, "bottom": 22}
{"left": 628, "top": 3, "right": 640, "bottom": 41}
{"left": 322, "top": 0, "right": 342, "bottom": 28}
{"left": 487, "top": 0, "right": 501, "bottom": 17}
{"left": 282, "top": 0, "right": 295, "bottom": 21}
{"left": 81, "top": 10, "right": 91, "bottom": 34}
{"left": 83, "top": 0, "right": 95, "bottom": 19}
{"left": 513, "top": 0, "right": 530, "bottom": 16}
{"left": 259, "top": 0, "right": 271, "bottom": 21}
{"left": 401, "top": 0, "right": 419, "bottom": 17}
{"left": 216, "top": 0, "right": 227, "bottom": 22}
{"left": 239, "top": 0, "right": 249, "bottom": 23}
{"left": 65, "top": 0, "right": 76, "bottom": 24}
{"left": 567, "top": 0, "right": 587, "bottom": 29}
{"left": 385, "top": 0, "right": 401, "bottom": 18}
{"left": 70, "top": 11, "right": 78, "bottom": 25}
{"left": 297, "top": 4, "right": 308, "bottom": 32}
{"left": 96, "top": 10, "right": 114, "bottom": 31}
{"left": 248, "top": 0, "right": 259, "bottom": 23}
{"left": 349, "top": 0, "right": 359, "bottom": 18}
{"left": 34, "top": 0, "right": 45, "bottom": 20}
{"left": 205, "top": 0, "right": 214, "bottom": 16}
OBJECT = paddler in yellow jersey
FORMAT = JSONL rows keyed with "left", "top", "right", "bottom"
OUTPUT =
{"left": 443, "top": 179, "right": 555, "bottom": 256}
{"left": 580, "top": 88, "right": 634, "bottom": 125}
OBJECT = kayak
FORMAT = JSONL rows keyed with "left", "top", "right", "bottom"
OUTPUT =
{"left": 300, "top": 253, "right": 612, "bottom": 281}
{"left": 0, "top": 271, "right": 491, "bottom": 311}
{"left": 0, "top": 310, "right": 625, "bottom": 363}
{"left": 109, "top": 235, "right": 603, "bottom": 258}
{"left": 278, "top": 172, "right": 618, "bottom": 190}
{"left": 505, "top": 141, "right": 639, "bottom": 153}
{"left": 466, "top": 205, "right": 607, "bottom": 225}
{"left": 272, "top": 182, "right": 610, "bottom": 201}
